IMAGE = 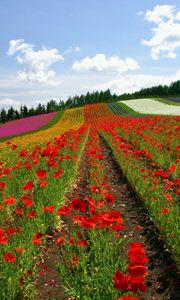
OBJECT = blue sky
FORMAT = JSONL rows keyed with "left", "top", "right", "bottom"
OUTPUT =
{"left": 0, "top": 0, "right": 180, "bottom": 109}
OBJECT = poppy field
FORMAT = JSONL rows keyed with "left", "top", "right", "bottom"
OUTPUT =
{"left": 0, "top": 103, "right": 179, "bottom": 300}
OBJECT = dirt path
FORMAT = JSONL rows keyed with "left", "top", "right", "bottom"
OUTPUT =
{"left": 35, "top": 136, "right": 180, "bottom": 300}
{"left": 35, "top": 154, "right": 89, "bottom": 300}
{"left": 100, "top": 135, "right": 180, "bottom": 300}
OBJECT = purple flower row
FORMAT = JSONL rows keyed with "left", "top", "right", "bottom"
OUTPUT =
{"left": 0, "top": 112, "right": 56, "bottom": 138}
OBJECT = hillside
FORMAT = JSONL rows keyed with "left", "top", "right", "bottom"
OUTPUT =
{"left": 0, "top": 103, "right": 179, "bottom": 299}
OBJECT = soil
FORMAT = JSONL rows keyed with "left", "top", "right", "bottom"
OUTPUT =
{"left": 35, "top": 136, "right": 180, "bottom": 300}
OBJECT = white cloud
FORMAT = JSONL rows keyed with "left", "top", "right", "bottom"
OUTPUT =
{"left": 72, "top": 53, "right": 139, "bottom": 73}
{"left": 142, "top": 5, "right": 180, "bottom": 60}
{"left": 144, "top": 5, "right": 175, "bottom": 24}
{"left": 64, "top": 46, "right": 80, "bottom": 54}
{"left": 7, "top": 39, "right": 64, "bottom": 85}
{"left": 0, "top": 98, "right": 21, "bottom": 110}
{"left": 90, "top": 69, "right": 180, "bottom": 95}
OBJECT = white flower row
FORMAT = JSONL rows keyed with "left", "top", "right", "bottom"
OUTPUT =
{"left": 120, "top": 99, "right": 180, "bottom": 116}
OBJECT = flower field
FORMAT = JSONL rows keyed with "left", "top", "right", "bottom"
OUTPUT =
{"left": 0, "top": 103, "right": 180, "bottom": 300}
{"left": 0, "top": 112, "right": 57, "bottom": 139}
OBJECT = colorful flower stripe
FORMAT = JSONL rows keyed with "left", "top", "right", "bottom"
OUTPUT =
{"left": 85, "top": 103, "right": 117, "bottom": 125}
{"left": 0, "top": 112, "right": 57, "bottom": 138}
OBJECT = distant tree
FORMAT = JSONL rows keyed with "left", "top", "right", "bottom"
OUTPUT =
{"left": 28, "top": 107, "right": 35, "bottom": 116}
{"left": 20, "top": 105, "right": 24, "bottom": 118}
{"left": 58, "top": 100, "right": 65, "bottom": 110}
{"left": 7, "top": 106, "right": 16, "bottom": 121}
{"left": 0, "top": 108, "right": 7, "bottom": 123}
{"left": 36, "top": 103, "right": 43, "bottom": 114}
{"left": 23, "top": 105, "right": 28, "bottom": 117}
{"left": 14, "top": 110, "right": 20, "bottom": 119}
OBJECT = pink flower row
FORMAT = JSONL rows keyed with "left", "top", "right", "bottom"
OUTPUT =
{"left": 0, "top": 112, "right": 56, "bottom": 138}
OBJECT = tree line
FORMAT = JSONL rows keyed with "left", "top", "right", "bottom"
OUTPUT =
{"left": 0, "top": 100, "right": 65, "bottom": 123}
{"left": 118, "top": 80, "right": 180, "bottom": 100}
{"left": 0, "top": 80, "right": 180, "bottom": 123}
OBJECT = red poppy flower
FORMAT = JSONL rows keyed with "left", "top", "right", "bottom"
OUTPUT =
{"left": 128, "top": 242, "right": 148, "bottom": 264}
{"left": 77, "top": 240, "right": 88, "bottom": 246}
{"left": 0, "top": 228, "right": 5, "bottom": 235}
{"left": 34, "top": 232, "right": 44, "bottom": 238}
{"left": 69, "top": 256, "right": 80, "bottom": 267}
{"left": 53, "top": 168, "right": 63, "bottom": 178}
{"left": 129, "top": 276, "right": 148, "bottom": 292}
{"left": 56, "top": 206, "right": 71, "bottom": 215}
{"left": 163, "top": 179, "right": 174, "bottom": 186}
{"left": 69, "top": 238, "right": 75, "bottom": 245}
{"left": 15, "top": 208, "right": 23, "bottom": 216}
{"left": 55, "top": 237, "right": 64, "bottom": 246}
{"left": 70, "top": 199, "right": 88, "bottom": 213}
{"left": 3, "top": 168, "right": 11, "bottom": 175}
{"left": 36, "top": 169, "right": 47, "bottom": 179}
{"left": 23, "top": 181, "right": 34, "bottom": 190}
{"left": 73, "top": 215, "right": 96, "bottom": 228}
{"left": 161, "top": 207, "right": 170, "bottom": 214}
{"left": 111, "top": 224, "right": 125, "bottom": 231}
{"left": 128, "top": 263, "right": 147, "bottom": 277}
{"left": 113, "top": 271, "right": 129, "bottom": 290}
{"left": 11, "top": 144, "right": 18, "bottom": 150}
{"left": 176, "top": 188, "right": 180, "bottom": 196}
{"left": 101, "top": 210, "right": 121, "bottom": 224}
{"left": 168, "top": 165, "right": 176, "bottom": 172}
{"left": 0, "top": 235, "right": 9, "bottom": 244}
{"left": 4, "top": 196, "right": 16, "bottom": 205}
{"left": 42, "top": 205, "right": 55, "bottom": 213}
{"left": 15, "top": 247, "right": 25, "bottom": 253}
{"left": 105, "top": 193, "right": 115, "bottom": 203}
{"left": 27, "top": 210, "right": 36, "bottom": 218}
{"left": 39, "top": 179, "right": 47, "bottom": 187}
{"left": 6, "top": 227, "right": 16, "bottom": 235}
{"left": 0, "top": 181, "right": 6, "bottom": 190}
{"left": 4, "top": 252, "right": 16, "bottom": 263}
{"left": 136, "top": 225, "right": 142, "bottom": 231}
{"left": 24, "top": 162, "right": 32, "bottom": 169}
{"left": 24, "top": 199, "right": 34, "bottom": 207}
{"left": 19, "top": 150, "right": 28, "bottom": 157}
{"left": 32, "top": 238, "right": 42, "bottom": 245}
